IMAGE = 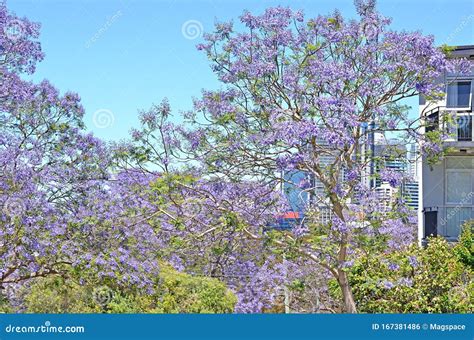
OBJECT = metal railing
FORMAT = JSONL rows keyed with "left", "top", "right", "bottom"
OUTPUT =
{"left": 423, "top": 106, "right": 473, "bottom": 141}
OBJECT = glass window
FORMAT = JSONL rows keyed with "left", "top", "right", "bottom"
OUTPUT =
{"left": 457, "top": 115, "right": 472, "bottom": 141}
{"left": 447, "top": 81, "right": 471, "bottom": 108}
{"left": 446, "top": 171, "right": 472, "bottom": 204}
{"left": 445, "top": 207, "right": 471, "bottom": 238}
{"left": 283, "top": 170, "right": 309, "bottom": 212}
{"left": 425, "top": 112, "right": 439, "bottom": 133}
{"left": 446, "top": 157, "right": 474, "bottom": 169}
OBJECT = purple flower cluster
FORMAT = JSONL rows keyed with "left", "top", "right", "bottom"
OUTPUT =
{"left": 2, "top": 0, "right": 468, "bottom": 313}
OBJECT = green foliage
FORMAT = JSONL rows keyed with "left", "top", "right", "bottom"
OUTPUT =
{"left": 19, "top": 264, "right": 236, "bottom": 313}
{"left": 150, "top": 173, "right": 196, "bottom": 206}
{"left": 348, "top": 237, "right": 473, "bottom": 313}
{"left": 0, "top": 294, "right": 13, "bottom": 313}
{"left": 424, "top": 130, "right": 447, "bottom": 166}
{"left": 455, "top": 221, "right": 474, "bottom": 270}
{"left": 440, "top": 44, "right": 456, "bottom": 56}
{"left": 157, "top": 264, "right": 237, "bottom": 313}
{"left": 23, "top": 276, "right": 100, "bottom": 313}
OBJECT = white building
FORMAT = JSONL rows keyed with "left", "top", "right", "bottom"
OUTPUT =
{"left": 376, "top": 183, "right": 399, "bottom": 212}
{"left": 418, "top": 45, "right": 474, "bottom": 243}
{"left": 402, "top": 181, "right": 419, "bottom": 210}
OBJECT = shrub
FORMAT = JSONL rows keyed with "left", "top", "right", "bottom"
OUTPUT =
{"left": 455, "top": 221, "right": 474, "bottom": 270}
{"left": 349, "top": 237, "right": 473, "bottom": 313}
{"left": 19, "top": 263, "right": 236, "bottom": 313}
{"left": 154, "top": 264, "right": 237, "bottom": 313}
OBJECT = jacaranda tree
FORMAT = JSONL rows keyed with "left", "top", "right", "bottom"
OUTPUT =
{"left": 168, "top": 0, "right": 469, "bottom": 312}
{"left": 112, "top": 102, "right": 301, "bottom": 312}
{"left": 1, "top": 0, "right": 471, "bottom": 314}
{"left": 0, "top": 2, "right": 160, "bottom": 295}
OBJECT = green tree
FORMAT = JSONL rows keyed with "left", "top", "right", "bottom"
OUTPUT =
{"left": 347, "top": 237, "right": 473, "bottom": 313}
{"left": 455, "top": 221, "right": 474, "bottom": 270}
{"left": 19, "top": 264, "right": 236, "bottom": 313}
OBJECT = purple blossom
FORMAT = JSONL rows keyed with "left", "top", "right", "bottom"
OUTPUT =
{"left": 388, "top": 262, "right": 399, "bottom": 271}
{"left": 342, "top": 260, "right": 355, "bottom": 268}
{"left": 1, "top": 0, "right": 468, "bottom": 314}
{"left": 380, "top": 168, "right": 403, "bottom": 187}
{"left": 397, "top": 277, "right": 413, "bottom": 287}
{"left": 408, "top": 256, "right": 418, "bottom": 268}
{"left": 381, "top": 280, "right": 395, "bottom": 289}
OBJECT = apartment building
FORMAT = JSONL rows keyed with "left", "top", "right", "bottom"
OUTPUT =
{"left": 280, "top": 136, "right": 418, "bottom": 228}
{"left": 418, "top": 45, "right": 474, "bottom": 242}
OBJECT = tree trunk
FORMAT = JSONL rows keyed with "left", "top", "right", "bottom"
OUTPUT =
{"left": 337, "top": 270, "right": 357, "bottom": 313}
{"left": 284, "top": 286, "right": 291, "bottom": 314}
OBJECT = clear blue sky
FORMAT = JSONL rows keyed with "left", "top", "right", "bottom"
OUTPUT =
{"left": 8, "top": 0, "right": 474, "bottom": 141}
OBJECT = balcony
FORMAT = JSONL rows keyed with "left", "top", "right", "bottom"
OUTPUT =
{"left": 424, "top": 106, "right": 474, "bottom": 145}
{"left": 456, "top": 115, "right": 472, "bottom": 141}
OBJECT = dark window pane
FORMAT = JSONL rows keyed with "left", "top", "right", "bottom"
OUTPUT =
{"left": 426, "top": 112, "right": 439, "bottom": 133}
{"left": 447, "top": 81, "right": 471, "bottom": 108}
{"left": 458, "top": 82, "right": 471, "bottom": 107}
{"left": 457, "top": 115, "right": 472, "bottom": 141}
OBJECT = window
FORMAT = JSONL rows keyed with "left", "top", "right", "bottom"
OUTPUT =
{"left": 457, "top": 115, "right": 472, "bottom": 141}
{"left": 445, "top": 207, "right": 471, "bottom": 238}
{"left": 446, "top": 157, "right": 474, "bottom": 169}
{"left": 425, "top": 112, "right": 439, "bottom": 133}
{"left": 283, "top": 170, "right": 309, "bottom": 212}
{"left": 446, "top": 170, "right": 472, "bottom": 204}
{"left": 444, "top": 157, "right": 474, "bottom": 238}
{"left": 447, "top": 81, "right": 472, "bottom": 108}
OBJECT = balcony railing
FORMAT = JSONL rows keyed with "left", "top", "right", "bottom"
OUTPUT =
{"left": 457, "top": 115, "right": 472, "bottom": 141}
{"left": 424, "top": 106, "right": 473, "bottom": 142}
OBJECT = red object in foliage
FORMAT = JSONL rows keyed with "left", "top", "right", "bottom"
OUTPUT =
{"left": 281, "top": 212, "right": 300, "bottom": 219}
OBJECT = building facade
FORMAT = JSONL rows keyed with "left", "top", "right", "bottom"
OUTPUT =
{"left": 373, "top": 137, "right": 419, "bottom": 211}
{"left": 279, "top": 136, "right": 419, "bottom": 228}
{"left": 418, "top": 45, "right": 474, "bottom": 242}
